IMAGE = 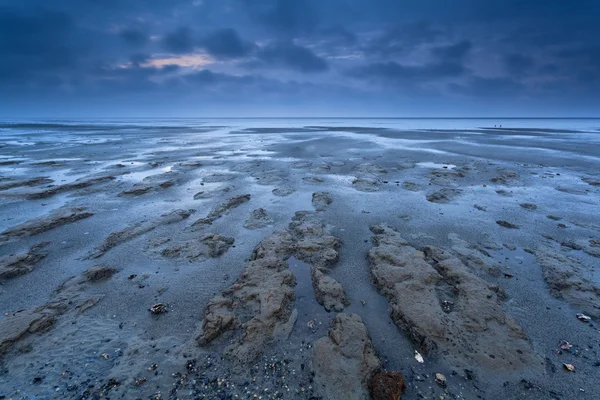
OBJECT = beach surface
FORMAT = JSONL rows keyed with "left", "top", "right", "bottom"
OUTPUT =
{"left": 1, "top": 118, "right": 599, "bottom": 399}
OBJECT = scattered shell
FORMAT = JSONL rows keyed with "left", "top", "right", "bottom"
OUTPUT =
{"left": 414, "top": 350, "right": 424, "bottom": 363}
{"left": 559, "top": 340, "right": 573, "bottom": 351}
{"left": 307, "top": 320, "right": 316, "bottom": 329}
{"left": 100, "top": 353, "right": 110, "bottom": 360}
{"left": 564, "top": 363, "right": 575, "bottom": 372}
{"left": 149, "top": 303, "right": 167, "bottom": 314}
{"left": 135, "top": 377, "right": 147, "bottom": 387}
{"left": 576, "top": 313, "right": 591, "bottom": 322}
{"left": 435, "top": 373, "right": 447, "bottom": 386}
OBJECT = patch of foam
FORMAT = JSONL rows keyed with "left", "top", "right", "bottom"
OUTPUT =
{"left": 417, "top": 162, "right": 457, "bottom": 169}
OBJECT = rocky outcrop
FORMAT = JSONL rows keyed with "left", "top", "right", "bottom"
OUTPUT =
{"left": 352, "top": 178, "right": 380, "bottom": 192}
{"left": 490, "top": 171, "right": 519, "bottom": 185}
{"left": 0, "top": 265, "right": 116, "bottom": 358}
{"left": 0, "top": 242, "right": 49, "bottom": 279}
{"left": 272, "top": 187, "right": 295, "bottom": 197}
{"left": 120, "top": 172, "right": 177, "bottom": 196}
{"left": 159, "top": 233, "right": 234, "bottom": 260}
{"left": 312, "top": 192, "right": 333, "bottom": 211}
{"left": 87, "top": 209, "right": 194, "bottom": 259}
{"left": 369, "top": 225, "right": 540, "bottom": 371}
{"left": 244, "top": 208, "right": 273, "bottom": 229}
{"left": 496, "top": 220, "right": 519, "bottom": 229}
{"left": 426, "top": 188, "right": 462, "bottom": 203}
{"left": 197, "top": 212, "right": 349, "bottom": 367}
{"left": 27, "top": 175, "right": 116, "bottom": 199}
{"left": 193, "top": 186, "right": 233, "bottom": 199}
{"left": 534, "top": 248, "right": 600, "bottom": 318}
{"left": 312, "top": 314, "right": 382, "bottom": 400}
{"left": 191, "top": 194, "right": 250, "bottom": 229}
{"left": 0, "top": 177, "right": 54, "bottom": 191}
{"left": 311, "top": 267, "right": 350, "bottom": 312}
{"left": 0, "top": 207, "right": 93, "bottom": 244}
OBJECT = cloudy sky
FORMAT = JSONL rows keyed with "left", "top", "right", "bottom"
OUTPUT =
{"left": 1, "top": 0, "right": 599, "bottom": 117}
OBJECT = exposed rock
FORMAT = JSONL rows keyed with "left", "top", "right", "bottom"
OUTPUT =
{"left": 491, "top": 171, "right": 519, "bottom": 185}
{"left": 426, "top": 188, "right": 462, "bottom": 203}
{"left": 160, "top": 234, "right": 234, "bottom": 260}
{"left": 401, "top": 181, "right": 419, "bottom": 191}
{"left": 303, "top": 176, "right": 325, "bottom": 183}
{"left": 120, "top": 186, "right": 152, "bottom": 196}
{"left": 197, "top": 212, "right": 347, "bottom": 366}
{"left": 353, "top": 178, "right": 380, "bottom": 192}
{"left": 355, "top": 163, "right": 387, "bottom": 175}
{"left": 474, "top": 204, "right": 487, "bottom": 212}
{"left": 120, "top": 173, "right": 176, "bottom": 196}
{"left": 198, "top": 255, "right": 296, "bottom": 366}
{"left": 87, "top": 209, "right": 194, "bottom": 259}
{"left": 0, "top": 207, "right": 93, "bottom": 244}
{"left": 368, "top": 371, "right": 406, "bottom": 400}
{"left": 191, "top": 194, "right": 251, "bottom": 229}
{"left": 193, "top": 186, "right": 233, "bottom": 199}
{"left": 203, "top": 173, "right": 237, "bottom": 183}
{"left": 27, "top": 176, "right": 116, "bottom": 199}
{"left": 0, "top": 302, "right": 67, "bottom": 357}
{"left": 272, "top": 187, "right": 295, "bottom": 197}
{"left": 496, "top": 220, "right": 520, "bottom": 229}
{"left": 533, "top": 248, "right": 600, "bottom": 318}
{"left": 495, "top": 189, "right": 512, "bottom": 197}
{"left": 0, "top": 242, "right": 49, "bottom": 279}
{"left": 369, "top": 225, "right": 540, "bottom": 371}
{"left": 312, "top": 192, "right": 333, "bottom": 211}
{"left": 83, "top": 265, "right": 118, "bottom": 282}
{"left": 556, "top": 186, "right": 588, "bottom": 195}
{"left": 207, "top": 194, "right": 251, "bottom": 220}
{"left": 447, "top": 233, "right": 502, "bottom": 277}
{"left": 244, "top": 208, "right": 274, "bottom": 229}
{"left": 252, "top": 170, "right": 286, "bottom": 185}
{"left": 430, "top": 168, "right": 467, "bottom": 185}
{"left": 582, "top": 177, "right": 600, "bottom": 186}
{"left": 520, "top": 203, "right": 538, "bottom": 210}
{"left": 230, "top": 161, "right": 263, "bottom": 172}
{"left": 547, "top": 215, "right": 562, "bottom": 221}
{"left": 574, "top": 239, "right": 600, "bottom": 258}
{"left": 292, "top": 161, "right": 312, "bottom": 168}
{"left": 312, "top": 314, "right": 382, "bottom": 400}
{"left": 311, "top": 267, "right": 350, "bottom": 312}
{"left": 0, "top": 265, "right": 114, "bottom": 358}
{"left": 0, "top": 177, "right": 54, "bottom": 191}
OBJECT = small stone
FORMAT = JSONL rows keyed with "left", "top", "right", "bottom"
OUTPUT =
{"left": 563, "top": 363, "right": 575, "bottom": 372}
{"left": 435, "top": 373, "right": 447, "bottom": 386}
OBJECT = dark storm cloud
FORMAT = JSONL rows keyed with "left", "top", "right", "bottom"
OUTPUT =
{"left": 200, "top": 29, "right": 256, "bottom": 59}
{"left": 1, "top": 0, "right": 599, "bottom": 115}
{"left": 257, "top": 42, "right": 328, "bottom": 73}
{"left": 503, "top": 54, "right": 534, "bottom": 76}
{"left": 432, "top": 40, "right": 472, "bottom": 61}
{"left": 363, "top": 21, "right": 443, "bottom": 56}
{"left": 449, "top": 77, "right": 525, "bottom": 97}
{"left": 119, "top": 28, "right": 149, "bottom": 47}
{"left": 350, "top": 61, "right": 467, "bottom": 84}
{"left": 243, "top": 0, "right": 319, "bottom": 35}
{"left": 162, "top": 27, "right": 196, "bottom": 54}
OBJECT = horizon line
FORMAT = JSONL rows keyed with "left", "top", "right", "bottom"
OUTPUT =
{"left": 1, "top": 116, "right": 600, "bottom": 120}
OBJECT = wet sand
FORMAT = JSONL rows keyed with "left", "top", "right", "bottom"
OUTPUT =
{"left": 0, "top": 120, "right": 599, "bottom": 399}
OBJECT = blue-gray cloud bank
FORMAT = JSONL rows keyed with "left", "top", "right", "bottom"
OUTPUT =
{"left": 1, "top": 0, "right": 599, "bottom": 117}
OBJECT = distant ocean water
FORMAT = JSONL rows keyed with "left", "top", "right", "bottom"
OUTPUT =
{"left": 0, "top": 117, "right": 599, "bottom": 133}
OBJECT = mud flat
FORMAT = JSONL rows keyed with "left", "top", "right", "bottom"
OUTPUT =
{"left": 0, "top": 119, "right": 599, "bottom": 399}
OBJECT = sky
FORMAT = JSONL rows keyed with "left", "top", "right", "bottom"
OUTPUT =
{"left": 1, "top": 0, "right": 599, "bottom": 117}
